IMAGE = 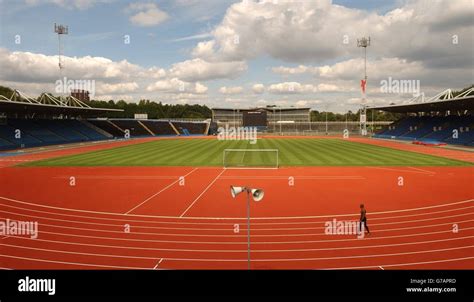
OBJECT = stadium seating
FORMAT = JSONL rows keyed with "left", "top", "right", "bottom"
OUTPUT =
{"left": 0, "top": 118, "right": 108, "bottom": 150}
{"left": 87, "top": 120, "right": 125, "bottom": 138}
{"left": 109, "top": 120, "right": 151, "bottom": 137}
{"left": 374, "top": 115, "right": 474, "bottom": 146}
{"left": 172, "top": 122, "right": 207, "bottom": 135}
{"left": 141, "top": 121, "right": 177, "bottom": 136}
{"left": 0, "top": 118, "right": 210, "bottom": 151}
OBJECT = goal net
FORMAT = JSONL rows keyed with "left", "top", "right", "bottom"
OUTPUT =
{"left": 223, "top": 149, "right": 279, "bottom": 169}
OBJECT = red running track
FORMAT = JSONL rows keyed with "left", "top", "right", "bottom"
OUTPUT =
{"left": 0, "top": 163, "right": 473, "bottom": 269}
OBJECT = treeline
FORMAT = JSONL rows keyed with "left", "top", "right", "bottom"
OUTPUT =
{"left": 0, "top": 83, "right": 472, "bottom": 120}
{"left": 87, "top": 99, "right": 212, "bottom": 119}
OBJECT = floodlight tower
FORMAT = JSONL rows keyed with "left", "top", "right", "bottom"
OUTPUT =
{"left": 357, "top": 36, "right": 370, "bottom": 136}
{"left": 54, "top": 23, "right": 68, "bottom": 75}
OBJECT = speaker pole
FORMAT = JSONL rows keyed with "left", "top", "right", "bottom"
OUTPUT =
{"left": 247, "top": 188, "right": 251, "bottom": 270}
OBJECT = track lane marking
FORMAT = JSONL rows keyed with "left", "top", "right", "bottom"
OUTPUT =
{"left": 324, "top": 256, "right": 474, "bottom": 270}
{"left": 4, "top": 244, "right": 469, "bottom": 263}
{"left": 408, "top": 167, "right": 436, "bottom": 174}
{"left": 0, "top": 254, "right": 151, "bottom": 270}
{"left": 179, "top": 169, "right": 226, "bottom": 218}
{"left": 367, "top": 166, "right": 434, "bottom": 175}
{"left": 153, "top": 258, "right": 164, "bottom": 269}
{"left": 0, "top": 195, "right": 471, "bottom": 220}
{"left": 1, "top": 210, "right": 472, "bottom": 234}
{"left": 1, "top": 242, "right": 473, "bottom": 262}
{"left": 3, "top": 225, "right": 473, "bottom": 244}
{"left": 4, "top": 234, "right": 473, "bottom": 253}
{"left": 1, "top": 203, "right": 473, "bottom": 226}
{"left": 1, "top": 209, "right": 472, "bottom": 233}
{"left": 125, "top": 168, "right": 198, "bottom": 215}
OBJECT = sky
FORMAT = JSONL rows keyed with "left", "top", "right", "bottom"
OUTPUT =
{"left": 0, "top": 0, "right": 472, "bottom": 113}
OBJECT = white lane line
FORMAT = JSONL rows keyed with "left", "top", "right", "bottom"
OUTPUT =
{"left": 2, "top": 209, "right": 472, "bottom": 236}
{"left": 125, "top": 168, "right": 198, "bottom": 215}
{"left": 1, "top": 242, "right": 473, "bottom": 262}
{"left": 54, "top": 176, "right": 181, "bottom": 180}
{"left": 367, "top": 166, "right": 433, "bottom": 175}
{"left": 408, "top": 167, "right": 435, "bottom": 174}
{"left": 379, "top": 266, "right": 384, "bottom": 270}
{"left": 324, "top": 256, "right": 474, "bottom": 270}
{"left": 2, "top": 208, "right": 472, "bottom": 233}
{"left": 4, "top": 233, "right": 473, "bottom": 253}
{"left": 153, "top": 258, "right": 164, "bottom": 270}
{"left": 1, "top": 236, "right": 8, "bottom": 240}
{"left": 5, "top": 225, "right": 473, "bottom": 245}
{"left": 0, "top": 254, "right": 150, "bottom": 270}
{"left": 179, "top": 169, "right": 226, "bottom": 218}
{"left": 219, "top": 176, "right": 365, "bottom": 180}
{"left": 0, "top": 195, "right": 471, "bottom": 220}
{"left": 1, "top": 202, "right": 473, "bottom": 226}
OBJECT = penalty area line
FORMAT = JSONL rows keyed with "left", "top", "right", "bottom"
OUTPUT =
{"left": 124, "top": 168, "right": 199, "bottom": 215}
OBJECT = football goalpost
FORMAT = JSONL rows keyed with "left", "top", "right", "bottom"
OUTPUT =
{"left": 223, "top": 149, "right": 279, "bottom": 169}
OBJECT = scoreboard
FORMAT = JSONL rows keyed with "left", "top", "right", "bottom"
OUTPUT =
{"left": 243, "top": 110, "right": 267, "bottom": 127}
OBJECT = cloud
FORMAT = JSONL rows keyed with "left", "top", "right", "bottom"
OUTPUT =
{"left": 127, "top": 2, "right": 169, "bottom": 27}
{"left": 0, "top": 48, "right": 142, "bottom": 83}
{"left": 272, "top": 65, "right": 310, "bottom": 75}
{"left": 252, "top": 83, "right": 265, "bottom": 94}
{"left": 146, "top": 78, "right": 208, "bottom": 94}
{"left": 191, "top": 0, "right": 473, "bottom": 69}
{"left": 295, "top": 100, "right": 322, "bottom": 107}
{"left": 169, "top": 58, "right": 247, "bottom": 82}
{"left": 267, "top": 82, "right": 341, "bottom": 94}
{"left": 0, "top": 48, "right": 208, "bottom": 100}
{"left": 219, "top": 86, "right": 243, "bottom": 94}
{"left": 24, "top": 0, "right": 112, "bottom": 10}
{"left": 170, "top": 33, "right": 213, "bottom": 42}
{"left": 97, "top": 82, "right": 139, "bottom": 94}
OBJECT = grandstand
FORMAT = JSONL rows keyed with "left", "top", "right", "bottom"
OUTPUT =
{"left": 372, "top": 87, "right": 474, "bottom": 146}
{"left": 212, "top": 107, "right": 311, "bottom": 131}
{"left": 212, "top": 107, "right": 391, "bottom": 134}
{"left": 0, "top": 89, "right": 210, "bottom": 151}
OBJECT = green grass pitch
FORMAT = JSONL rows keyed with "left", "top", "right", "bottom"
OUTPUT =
{"left": 22, "top": 138, "right": 472, "bottom": 167}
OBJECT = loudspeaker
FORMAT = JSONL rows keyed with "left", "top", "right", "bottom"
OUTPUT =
{"left": 251, "top": 189, "right": 264, "bottom": 202}
{"left": 230, "top": 186, "right": 245, "bottom": 198}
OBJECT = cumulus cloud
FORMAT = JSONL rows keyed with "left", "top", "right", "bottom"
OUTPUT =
{"left": 146, "top": 78, "right": 208, "bottom": 94}
{"left": 97, "top": 82, "right": 139, "bottom": 94}
{"left": 169, "top": 58, "right": 247, "bottom": 82}
{"left": 267, "top": 82, "right": 341, "bottom": 94}
{"left": 271, "top": 57, "right": 473, "bottom": 96}
{"left": 252, "top": 83, "right": 265, "bottom": 94}
{"left": 25, "top": 0, "right": 111, "bottom": 10}
{"left": 0, "top": 48, "right": 209, "bottom": 101}
{"left": 191, "top": 0, "right": 473, "bottom": 69}
{"left": 219, "top": 86, "right": 243, "bottom": 94}
{"left": 0, "top": 48, "right": 142, "bottom": 83}
{"left": 295, "top": 100, "right": 322, "bottom": 107}
{"left": 127, "top": 2, "right": 169, "bottom": 27}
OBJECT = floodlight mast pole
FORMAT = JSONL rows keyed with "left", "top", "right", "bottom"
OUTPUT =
{"left": 54, "top": 23, "right": 68, "bottom": 101}
{"left": 357, "top": 36, "right": 370, "bottom": 136}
